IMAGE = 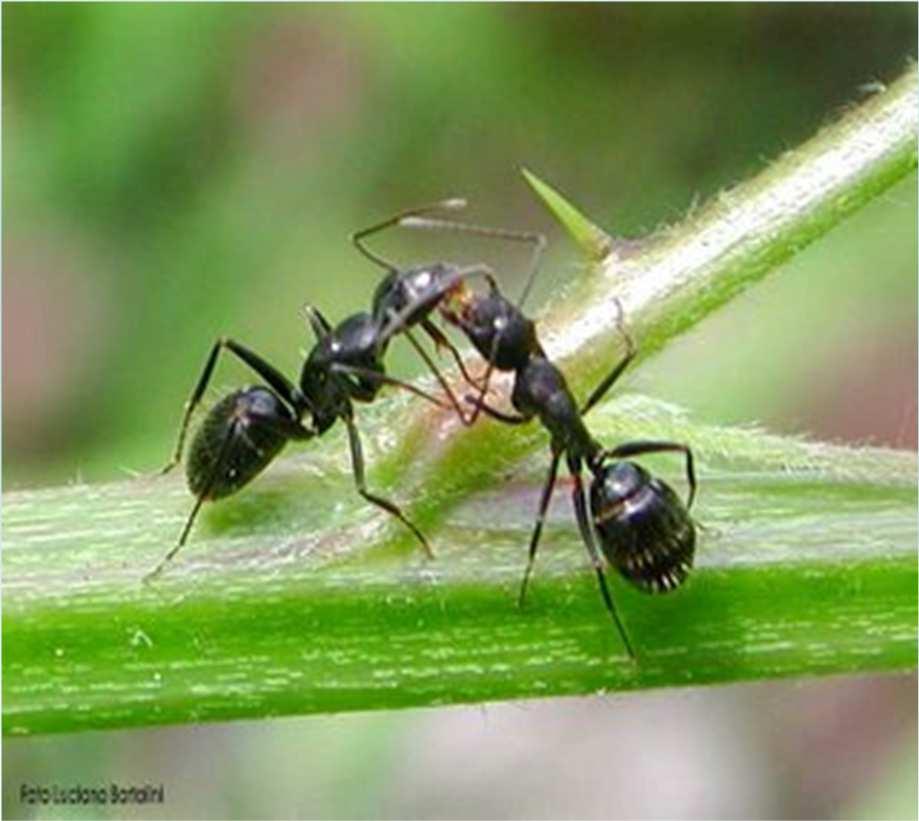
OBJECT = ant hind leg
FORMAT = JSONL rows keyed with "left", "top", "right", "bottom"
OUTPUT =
{"left": 518, "top": 451, "right": 562, "bottom": 608}
{"left": 344, "top": 414, "right": 434, "bottom": 559}
{"left": 570, "top": 464, "right": 636, "bottom": 659}
{"left": 145, "top": 419, "right": 240, "bottom": 583}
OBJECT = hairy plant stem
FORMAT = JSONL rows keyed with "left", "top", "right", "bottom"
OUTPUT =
{"left": 4, "top": 66, "right": 917, "bottom": 736}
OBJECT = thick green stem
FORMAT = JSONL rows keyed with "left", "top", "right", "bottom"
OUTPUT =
{"left": 4, "top": 67, "right": 917, "bottom": 736}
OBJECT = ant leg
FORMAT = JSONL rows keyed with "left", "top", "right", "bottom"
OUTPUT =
{"left": 570, "top": 464, "right": 636, "bottom": 659}
{"left": 161, "top": 337, "right": 303, "bottom": 475}
{"left": 516, "top": 231, "right": 546, "bottom": 310}
{"left": 459, "top": 327, "right": 506, "bottom": 426}
{"left": 605, "top": 441, "right": 697, "bottom": 510}
{"left": 402, "top": 328, "right": 479, "bottom": 425}
{"left": 145, "top": 419, "right": 240, "bottom": 583}
{"left": 398, "top": 216, "right": 546, "bottom": 309}
{"left": 580, "top": 299, "right": 637, "bottom": 416}
{"left": 407, "top": 302, "right": 506, "bottom": 427}
{"left": 420, "top": 318, "right": 484, "bottom": 389}
{"left": 518, "top": 450, "right": 562, "bottom": 608}
{"left": 462, "top": 394, "right": 529, "bottom": 425}
{"left": 329, "top": 363, "right": 452, "bottom": 410}
{"left": 344, "top": 414, "right": 434, "bottom": 558}
{"left": 145, "top": 495, "right": 206, "bottom": 583}
{"left": 352, "top": 199, "right": 467, "bottom": 272}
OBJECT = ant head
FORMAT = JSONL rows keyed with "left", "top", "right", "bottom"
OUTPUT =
{"left": 372, "top": 262, "right": 455, "bottom": 330}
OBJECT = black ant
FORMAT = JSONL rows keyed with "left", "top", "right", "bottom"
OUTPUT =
{"left": 145, "top": 306, "right": 453, "bottom": 581}
{"left": 429, "top": 240, "right": 697, "bottom": 659}
{"left": 146, "top": 202, "right": 547, "bottom": 582}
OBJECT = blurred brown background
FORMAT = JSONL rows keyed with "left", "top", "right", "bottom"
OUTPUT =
{"left": 3, "top": 4, "right": 916, "bottom": 819}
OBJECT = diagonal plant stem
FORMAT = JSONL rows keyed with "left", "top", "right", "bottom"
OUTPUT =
{"left": 4, "top": 66, "right": 917, "bottom": 736}
{"left": 382, "top": 64, "right": 918, "bottom": 540}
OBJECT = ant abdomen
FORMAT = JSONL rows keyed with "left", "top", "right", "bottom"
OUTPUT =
{"left": 590, "top": 461, "right": 695, "bottom": 594}
{"left": 186, "top": 387, "right": 292, "bottom": 501}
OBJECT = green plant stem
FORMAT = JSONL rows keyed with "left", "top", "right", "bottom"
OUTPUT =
{"left": 384, "top": 65, "right": 918, "bottom": 543}
{"left": 4, "top": 67, "right": 917, "bottom": 735}
{"left": 4, "top": 404, "right": 917, "bottom": 736}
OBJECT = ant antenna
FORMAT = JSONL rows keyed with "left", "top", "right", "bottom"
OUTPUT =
{"left": 398, "top": 216, "right": 546, "bottom": 310}
{"left": 351, "top": 199, "right": 467, "bottom": 272}
{"left": 301, "top": 303, "right": 332, "bottom": 342}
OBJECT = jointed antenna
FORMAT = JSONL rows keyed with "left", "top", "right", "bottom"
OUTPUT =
{"left": 351, "top": 199, "right": 467, "bottom": 272}
{"left": 399, "top": 216, "right": 546, "bottom": 310}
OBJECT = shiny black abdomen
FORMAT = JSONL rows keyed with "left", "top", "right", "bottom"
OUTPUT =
{"left": 186, "top": 387, "right": 291, "bottom": 500}
{"left": 589, "top": 461, "right": 695, "bottom": 593}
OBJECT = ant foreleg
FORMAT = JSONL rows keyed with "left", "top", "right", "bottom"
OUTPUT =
{"left": 518, "top": 450, "right": 562, "bottom": 608}
{"left": 329, "top": 362, "right": 452, "bottom": 410}
{"left": 402, "top": 329, "right": 478, "bottom": 425}
{"left": 344, "top": 414, "right": 434, "bottom": 558}
{"left": 459, "top": 326, "right": 505, "bottom": 426}
{"left": 570, "top": 465, "right": 636, "bottom": 659}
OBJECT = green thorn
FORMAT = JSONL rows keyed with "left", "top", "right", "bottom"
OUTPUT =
{"left": 521, "top": 167, "right": 613, "bottom": 262}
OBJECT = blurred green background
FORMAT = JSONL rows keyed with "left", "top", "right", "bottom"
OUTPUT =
{"left": 3, "top": 4, "right": 916, "bottom": 819}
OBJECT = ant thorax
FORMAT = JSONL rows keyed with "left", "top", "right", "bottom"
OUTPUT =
{"left": 440, "top": 287, "right": 540, "bottom": 371}
{"left": 327, "top": 312, "right": 381, "bottom": 365}
{"left": 512, "top": 357, "right": 594, "bottom": 455}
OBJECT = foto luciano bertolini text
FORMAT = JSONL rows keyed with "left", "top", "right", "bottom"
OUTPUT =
{"left": 20, "top": 783, "right": 165, "bottom": 805}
